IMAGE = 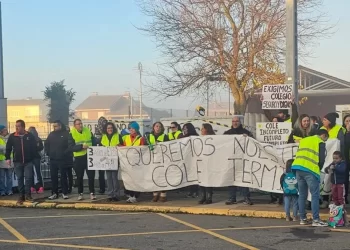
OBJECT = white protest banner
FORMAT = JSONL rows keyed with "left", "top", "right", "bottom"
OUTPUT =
{"left": 261, "top": 84, "right": 293, "bottom": 109}
{"left": 256, "top": 122, "right": 292, "bottom": 146}
{"left": 118, "top": 135, "right": 338, "bottom": 193}
{"left": 87, "top": 146, "right": 119, "bottom": 170}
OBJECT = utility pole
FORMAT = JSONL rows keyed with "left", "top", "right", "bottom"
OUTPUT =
{"left": 286, "top": 0, "right": 298, "bottom": 109}
{"left": 206, "top": 81, "right": 209, "bottom": 116}
{"left": 0, "top": 2, "right": 6, "bottom": 126}
{"left": 138, "top": 62, "right": 143, "bottom": 119}
{"left": 228, "top": 84, "right": 231, "bottom": 115}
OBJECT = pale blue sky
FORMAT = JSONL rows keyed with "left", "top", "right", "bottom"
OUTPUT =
{"left": 2, "top": 0, "right": 350, "bottom": 110}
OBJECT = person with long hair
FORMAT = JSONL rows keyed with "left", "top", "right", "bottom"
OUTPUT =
{"left": 182, "top": 123, "right": 199, "bottom": 197}
{"left": 198, "top": 123, "right": 215, "bottom": 204}
{"left": 343, "top": 114, "right": 350, "bottom": 204}
{"left": 168, "top": 122, "right": 182, "bottom": 140}
{"left": 147, "top": 122, "right": 169, "bottom": 202}
{"left": 100, "top": 122, "right": 123, "bottom": 202}
{"left": 28, "top": 127, "right": 44, "bottom": 194}
{"left": 288, "top": 114, "right": 317, "bottom": 143}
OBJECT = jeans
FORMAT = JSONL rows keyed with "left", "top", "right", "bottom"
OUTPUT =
{"left": 0, "top": 168, "right": 13, "bottom": 194}
{"left": 50, "top": 160, "right": 69, "bottom": 195}
{"left": 296, "top": 170, "right": 320, "bottom": 220}
{"left": 106, "top": 170, "right": 119, "bottom": 198}
{"left": 228, "top": 186, "right": 250, "bottom": 201}
{"left": 74, "top": 156, "right": 95, "bottom": 194}
{"left": 14, "top": 162, "right": 34, "bottom": 197}
{"left": 32, "top": 158, "right": 43, "bottom": 188}
{"left": 99, "top": 170, "right": 106, "bottom": 192}
{"left": 284, "top": 195, "right": 298, "bottom": 218}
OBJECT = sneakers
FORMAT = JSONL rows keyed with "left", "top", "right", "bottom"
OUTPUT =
{"left": 90, "top": 193, "right": 96, "bottom": 200}
{"left": 152, "top": 196, "right": 159, "bottom": 202}
{"left": 0, "top": 193, "right": 5, "bottom": 196}
{"left": 112, "top": 197, "right": 120, "bottom": 202}
{"left": 243, "top": 198, "right": 253, "bottom": 205}
{"left": 16, "top": 196, "right": 25, "bottom": 205}
{"left": 48, "top": 194, "right": 58, "bottom": 200}
{"left": 37, "top": 187, "right": 44, "bottom": 194}
{"left": 159, "top": 196, "right": 167, "bottom": 202}
{"left": 286, "top": 216, "right": 292, "bottom": 222}
{"left": 30, "top": 187, "right": 36, "bottom": 194}
{"left": 293, "top": 216, "right": 298, "bottom": 222}
{"left": 7, "top": 192, "right": 13, "bottom": 196}
{"left": 25, "top": 196, "right": 34, "bottom": 202}
{"left": 62, "top": 194, "right": 69, "bottom": 200}
{"left": 78, "top": 193, "right": 84, "bottom": 201}
{"left": 300, "top": 219, "right": 310, "bottom": 225}
{"left": 126, "top": 196, "right": 137, "bottom": 203}
{"left": 225, "top": 199, "right": 237, "bottom": 205}
{"left": 312, "top": 220, "right": 328, "bottom": 227}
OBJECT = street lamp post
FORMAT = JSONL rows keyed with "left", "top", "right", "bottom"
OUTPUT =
{"left": 0, "top": 2, "right": 6, "bottom": 126}
{"left": 138, "top": 62, "right": 143, "bottom": 119}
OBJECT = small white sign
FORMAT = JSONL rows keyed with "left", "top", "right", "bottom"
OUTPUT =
{"left": 87, "top": 146, "right": 119, "bottom": 170}
{"left": 256, "top": 122, "right": 292, "bottom": 145}
{"left": 261, "top": 84, "right": 293, "bottom": 109}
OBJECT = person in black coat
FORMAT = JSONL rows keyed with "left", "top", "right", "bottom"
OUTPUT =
{"left": 45, "top": 120, "right": 72, "bottom": 200}
{"left": 224, "top": 116, "right": 254, "bottom": 205}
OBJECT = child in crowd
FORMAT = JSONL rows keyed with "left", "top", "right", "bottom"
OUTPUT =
{"left": 280, "top": 159, "right": 299, "bottom": 221}
{"left": 325, "top": 151, "right": 347, "bottom": 206}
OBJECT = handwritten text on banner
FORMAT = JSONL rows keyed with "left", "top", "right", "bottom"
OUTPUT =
{"left": 261, "top": 84, "right": 293, "bottom": 109}
{"left": 87, "top": 146, "right": 119, "bottom": 170}
{"left": 256, "top": 122, "right": 292, "bottom": 146}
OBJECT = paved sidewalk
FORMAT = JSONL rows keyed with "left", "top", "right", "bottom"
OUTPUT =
{"left": 0, "top": 189, "right": 345, "bottom": 220}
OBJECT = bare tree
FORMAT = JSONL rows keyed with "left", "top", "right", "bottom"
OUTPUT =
{"left": 138, "top": 0, "right": 332, "bottom": 114}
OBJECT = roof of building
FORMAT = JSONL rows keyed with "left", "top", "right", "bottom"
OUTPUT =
{"left": 75, "top": 95, "right": 123, "bottom": 110}
{"left": 7, "top": 99, "right": 47, "bottom": 106}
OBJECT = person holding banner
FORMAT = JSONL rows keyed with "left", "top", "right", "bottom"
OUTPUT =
{"left": 147, "top": 122, "right": 169, "bottom": 202}
{"left": 287, "top": 114, "right": 317, "bottom": 143}
{"left": 100, "top": 122, "right": 123, "bottom": 202}
{"left": 168, "top": 122, "right": 182, "bottom": 140}
{"left": 198, "top": 123, "right": 215, "bottom": 204}
{"left": 68, "top": 119, "right": 97, "bottom": 201}
{"left": 122, "top": 121, "right": 145, "bottom": 203}
{"left": 291, "top": 129, "right": 329, "bottom": 227}
{"left": 224, "top": 116, "right": 254, "bottom": 205}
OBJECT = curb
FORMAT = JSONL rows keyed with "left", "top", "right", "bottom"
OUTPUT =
{"left": 0, "top": 200, "right": 338, "bottom": 220}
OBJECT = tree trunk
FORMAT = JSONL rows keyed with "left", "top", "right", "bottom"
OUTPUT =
{"left": 230, "top": 85, "right": 247, "bottom": 115}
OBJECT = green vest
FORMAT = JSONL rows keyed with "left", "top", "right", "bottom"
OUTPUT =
{"left": 292, "top": 135, "right": 323, "bottom": 176}
{"left": 0, "top": 137, "right": 5, "bottom": 161}
{"left": 70, "top": 127, "right": 92, "bottom": 157}
{"left": 320, "top": 124, "right": 345, "bottom": 139}
{"left": 149, "top": 134, "right": 165, "bottom": 145}
{"left": 168, "top": 131, "right": 181, "bottom": 140}
{"left": 101, "top": 134, "right": 120, "bottom": 147}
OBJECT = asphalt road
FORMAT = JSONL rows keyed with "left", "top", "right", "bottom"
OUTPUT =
{"left": 0, "top": 207, "right": 348, "bottom": 250}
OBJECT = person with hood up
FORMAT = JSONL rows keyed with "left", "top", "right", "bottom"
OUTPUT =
{"left": 147, "top": 122, "right": 169, "bottom": 202}
{"left": 45, "top": 120, "right": 72, "bottom": 200}
{"left": 224, "top": 116, "right": 254, "bottom": 205}
{"left": 0, "top": 125, "right": 13, "bottom": 196}
{"left": 28, "top": 127, "right": 44, "bottom": 194}
{"left": 122, "top": 121, "right": 145, "bottom": 203}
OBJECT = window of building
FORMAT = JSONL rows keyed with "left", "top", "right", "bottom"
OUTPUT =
{"left": 97, "top": 111, "right": 104, "bottom": 118}
{"left": 82, "top": 112, "right": 89, "bottom": 119}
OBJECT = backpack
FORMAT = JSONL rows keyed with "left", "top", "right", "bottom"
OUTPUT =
{"left": 282, "top": 172, "right": 298, "bottom": 195}
{"left": 328, "top": 204, "right": 345, "bottom": 228}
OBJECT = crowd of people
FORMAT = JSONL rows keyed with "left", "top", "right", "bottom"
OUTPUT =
{"left": 0, "top": 102, "right": 349, "bottom": 227}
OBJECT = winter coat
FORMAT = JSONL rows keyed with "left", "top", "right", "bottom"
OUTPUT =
{"left": 223, "top": 125, "right": 254, "bottom": 138}
{"left": 325, "top": 160, "right": 347, "bottom": 185}
{"left": 5, "top": 131, "right": 37, "bottom": 163}
{"left": 45, "top": 129, "right": 73, "bottom": 168}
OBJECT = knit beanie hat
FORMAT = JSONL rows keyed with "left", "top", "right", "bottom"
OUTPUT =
{"left": 324, "top": 112, "right": 339, "bottom": 126}
{"left": 129, "top": 122, "right": 140, "bottom": 132}
{"left": 0, "top": 125, "right": 6, "bottom": 132}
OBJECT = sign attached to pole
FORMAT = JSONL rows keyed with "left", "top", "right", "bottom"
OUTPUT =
{"left": 261, "top": 84, "right": 293, "bottom": 109}
{"left": 256, "top": 122, "right": 292, "bottom": 145}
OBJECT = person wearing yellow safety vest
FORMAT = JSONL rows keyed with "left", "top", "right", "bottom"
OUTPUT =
{"left": 168, "top": 122, "right": 182, "bottom": 140}
{"left": 287, "top": 114, "right": 317, "bottom": 143}
{"left": 291, "top": 129, "right": 329, "bottom": 227}
{"left": 147, "top": 122, "right": 169, "bottom": 202}
{"left": 68, "top": 119, "right": 97, "bottom": 201}
{"left": 0, "top": 125, "right": 13, "bottom": 196}
{"left": 99, "top": 122, "right": 123, "bottom": 202}
{"left": 122, "top": 121, "right": 145, "bottom": 203}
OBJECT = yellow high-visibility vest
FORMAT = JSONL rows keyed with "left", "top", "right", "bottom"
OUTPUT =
{"left": 292, "top": 135, "right": 324, "bottom": 176}
{"left": 320, "top": 124, "right": 345, "bottom": 139}
{"left": 123, "top": 135, "right": 141, "bottom": 146}
{"left": 168, "top": 131, "right": 181, "bottom": 140}
{"left": 149, "top": 134, "right": 165, "bottom": 145}
{"left": 101, "top": 134, "right": 120, "bottom": 147}
{"left": 0, "top": 137, "right": 5, "bottom": 161}
{"left": 293, "top": 135, "right": 303, "bottom": 142}
{"left": 70, "top": 127, "right": 92, "bottom": 157}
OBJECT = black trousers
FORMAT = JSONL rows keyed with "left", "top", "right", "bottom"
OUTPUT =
{"left": 199, "top": 186, "right": 213, "bottom": 195}
{"left": 345, "top": 163, "right": 350, "bottom": 200}
{"left": 50, "top": 160, "right": 69, "bottom": 195}
{"left": 66, "top": 168, "right": 73, "bottom": 191}
{"left": 74, "top": 156, "right": 95, "bottom": 194}
{"left": 98, "top": 170, "right": 106, "bottom": 192}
